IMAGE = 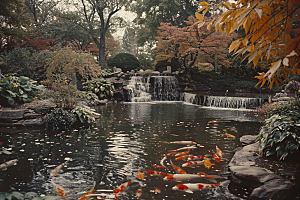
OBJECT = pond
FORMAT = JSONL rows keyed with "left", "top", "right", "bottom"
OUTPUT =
{"left": 0, "top": 102, "right": 262, "bottom": 199}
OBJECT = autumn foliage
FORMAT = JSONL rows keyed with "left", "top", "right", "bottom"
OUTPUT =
{"left": 197, "top": 0, "right": 300, "bottom": 89}
{"left": 154, "top": 16, "right": 232, "bottom": 68}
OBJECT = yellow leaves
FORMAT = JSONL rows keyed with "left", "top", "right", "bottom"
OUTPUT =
{"left": 243, "top": 17, "right": 251, "bottom": 33}
{"left": 199, "top": 2, "right": 209, "bottom": 6}
{"left": 228, "top": 40, "right": 241, "bottom": 53}
{"left": 195, "top": 13, "right": 204, "bottom": 22}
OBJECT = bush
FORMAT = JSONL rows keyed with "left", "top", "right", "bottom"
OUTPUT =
{"left": 82, "top": 78, "right": 114, "bottom": 99}
{"left": 107, "top": 53, "right": 141, "bottom": 72}
{"left": 0, "top": 73, "right": 44, "bottom": 106}
{"left": 43, "top": 108, "right": 75, "bottom": 131}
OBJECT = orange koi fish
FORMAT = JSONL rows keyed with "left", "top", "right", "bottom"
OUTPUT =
{"left": 168, "top": 141, "right": 197, "bottom": 145}
{"left": 198, "top": 172, "right": 207, "bottom": 176}
{"left": 136, "top": 188, "right": 142, "bottom": 198}
{"left": 163, "top": 152, "right": 177, "bottom": 157}
{"left": 175, "top": 150, "right": 190, "bottom": 157}
{"left": 51, "top": 181, "right": 66, "bottom": 196}
{"left": 0, "top": 159, "right": 18, "bottom": 170}
{"left": 145, "top": 170, "right": 170, "bottom": 177}
{"left": 204, "top": 158, "right": 212, "bottom": 169}
{"left": 225, "top": 133, "right": 236, "bottom": 138}
{"left": 50, "top": 160, "right": 69, "bottom": 177}
{"left": 175, "top": 155, "right": 190, "bottom": 161}
{"left": 216, "top": 146, "right": 224, "bottom": 157}
{"left": 153, "top": 187, "right": 161, "bottom": 194}
{"left": 136, "top": 170, "right": 147, "bottom": 179}
{"left": 182, "top": 161, "right": 204, "bottom": 168}
{"left": 172, "top": 182, "right": 224, "bottom": 193}
{"left": 79, "top": 182, "right": 95, "bottom": 200}
{"left": 213, "top": 153, "right": 221, "bottom": 162}
{"left": 113, "top": 180, "right": 132, "bottom": 195}
{"left": 187, "top": 156, "right": 205, "bottom": 161}
{"left": 163, "top": 174, "right": 222, "bottom": 182}
{"left": 151, "top": 164, "right": 167, "bottom": 169}
{"left": 170, "top": 160, "right": 186, "bottom": 174}
{"left": 208, "top": 120, "right": 221, "bottom": 124}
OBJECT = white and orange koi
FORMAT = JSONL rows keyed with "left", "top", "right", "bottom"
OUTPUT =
{"left": 51, "top": 181, "right": 66, "bottom": 196}
{"left": 170, "top": 160, "right": 186, "bottom": 174}
{"left": 152, "top": 187, "right": 161, "bottom": 194}
{"left": 172, "top": 181, "right": 227, "bottom": 193}
{"left": 172, "top": 146, "right": 197, "bottom": 152}
{"left": 145, "top": 170, "right": 170, "bottom": 177}
{"left": 208, "top": 120, "right": 221, "bottom": 124}
{"left": 113, "top": 180, "right": 132, "bottom": 195}
{"left": 135, "top": 188, "right": 142, "bottom": 198}
{"left": 204, "top": 158, "right": 212, "bottom": 169}
{"left": 182, "top": 161, "right": 204, "bottom": 168}
{"left": 163, "top": 152, "right": 177, "bottom": 157}
{"left": 213, "top": 152, "right": 221, "bottom": 162}
{"left": 216, "top": 146, "right": 224, "bottom": 157}
{"left": 163, "top": 174, "right": 222, "bottom": 182}
{"left": 151, "top": 164, "right": 167, "bottom": 169}
{"left": 168, "top": 141, "right": 197, "bottom": 145}
{"left": 160, "top": 156, "right": 167, "bottom": 168}
{"left": 136, "top": 170, "right": 147, "bottom": 179}
{"left": 50, "top": 160, "right": 69, "bottom": 177}
{"left": 0, "top": 159, "right": 18, "bottom": 170}
{"left": 175, "top": 150, "right": 190, "bottom": 157}
{"left": 175, "top": 155, "right": 190, "bottom": 161}
{"left": 79, "top": 182, "right": 96, "bottom": 200}
{"left": 187, "top": 155, "right": 206, "bottom": 161}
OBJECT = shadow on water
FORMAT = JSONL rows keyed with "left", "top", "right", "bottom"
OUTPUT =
{"left": 0, "top": 102, "right": 262, "bottom": 199}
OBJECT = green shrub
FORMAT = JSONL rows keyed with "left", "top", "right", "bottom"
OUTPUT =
{"left": 107, "top": 53, "right": 141, "bottom": 72}
{"left": 72, "top": 106, "right": 99, "bottom": 124}
{"left": 82, "top": 79, "right": 114, "bottom": 99}
{"left": 256, "top": 114, "right": 300, "bottom": 161}
{"left": 43, "top": 108, "right": 75, "bottom": 131}
{"left": 0, "top": 73, "right": 44, "bottom": 106}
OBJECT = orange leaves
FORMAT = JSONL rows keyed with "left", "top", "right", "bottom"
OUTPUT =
{"left": 195, "top": 13, "right": 204, "bottom": 22}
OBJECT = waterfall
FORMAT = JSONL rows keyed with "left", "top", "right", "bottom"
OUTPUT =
{"left": 127, "top": 76, "right": 180, "bottom": 102}
{"left": 180, "top": 92, "right": 198, "bottom": 104}
{"left": 203, "top": 95, "right": 262, "bottom": 109}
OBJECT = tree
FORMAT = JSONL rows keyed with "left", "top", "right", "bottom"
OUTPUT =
{"left": 198, "top": 0, "right": 300, "bottom": 89}
{"left": 64, "top": 0, "right": 133, "bottom": 68}
{"left": 154, "top": 16, "right": 232, "bottom": 70}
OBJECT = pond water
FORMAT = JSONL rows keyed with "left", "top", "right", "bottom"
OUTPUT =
{"left": 0, "top": 102, "right": 262, "bottom": 199}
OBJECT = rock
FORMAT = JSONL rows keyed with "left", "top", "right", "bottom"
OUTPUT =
{"left": 23, "top": 113, "right": 42, "bottom": 119}
{"left": 0, "top": 109, "right": 27, "bottom": 122}
{"left": 228, "top": 142, "right": 261, "bottom": 168}
{"left": 250, "top": 179, "right": 293, "bottom": 199}
{"left": 240, "top": 135, "right": 258, "bottom": 146}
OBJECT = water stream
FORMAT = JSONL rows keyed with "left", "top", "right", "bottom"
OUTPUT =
{"left": 0, "top": 103, "right": 262, "bottom": 199}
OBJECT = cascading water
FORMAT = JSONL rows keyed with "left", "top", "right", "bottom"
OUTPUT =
{"left": 203, "top": 95, "right": 263, "bottom": 109}
{"left": 180, "top": 92, "right": 198, "bottom": 104}
{"left": 127, "top": 75, "right": 180, "bottom": 102}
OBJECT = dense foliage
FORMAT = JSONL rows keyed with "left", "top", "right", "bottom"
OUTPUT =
{"left": 82, "top": 79, "right": 114, "bottom": 99}
{"left": 256, "top": 101, "right": 300, "bottom": 161}
{"left": 108, "top": 53, "right": 141, "bottom": 72}
{"left": 0, "top": 73, "right": 44, "bottom": 106}
{"left": 44, "top": 108, "right": 75, "bottom": 131}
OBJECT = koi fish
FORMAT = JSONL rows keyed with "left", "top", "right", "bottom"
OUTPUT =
{"left": 204, "top": 158, "right": 212, "bottom": 169}
{"left": 175, "top": 155, "right": 190, "bottom": 161}
{"left": 225, "top": 133, "right": 236, "bottom": 138}
{"left": 187, "top": 156, "right": 206, "bottom": 161}
{"left": 163, "top": 152, "right": 177, "bottom": 157}
{"left": 151, "top": 164, "right": 167, "bottom": 169}
{"left": 113, "top": 180, "right": 132, "bottom": 195}
{"left": 146, "top": 170, "right": 170, "bottom": 176}
{"left": 198, "top": 172, "right": 207, "bottom": 176}
{"left": 175, "top": 150, "right": 190, "bottom": 157}
{"left": 208, "top": 120, "right": 221, "bottom": 124}
{"left": 160, "top": 156, "right": 167, "bottom": 168}
{"left": 0, "top": 159, "right": 18, "bottom": 170}
{"left": 136, "top": 170, "right": 147, "bottom": 179}
{"left": 172, "top": 182, "right": 225, "bottom": 193}
{"left": 168, "top": 141, "right": 197, "bottom": 145}
{"left": 50, "top": 160, "right": 69, "bottom": 177}
{"left": 213, "top": 153, "right": 220, "bottom": 162}
{"left": 216, "top": 146, "right": 224, "bottom": 157}
{"left": 51, "top": 181, "right": 66, "bottom": 196}
{"left": 136, "top": 188, "right": 142, "bottom": 198}
{"left": 170, "top": 160, "right": 186, "bottom": 174}
{"left": 163, "top": 174, "right": 222, "bottom": 182}
{"left": 79, "top": 182, "right": 96, "bottom": 200}
{"left": 182, "top": 161, "right": 204, "bottom": 168}
{"left": 153, "top": 187, "right": 161, "bottom": 194}
{"left": 172, "top": 146, "right": 197, "bottom": 152}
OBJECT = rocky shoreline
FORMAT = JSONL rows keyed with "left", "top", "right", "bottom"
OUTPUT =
{"left": 228, "top": 135, "right": 294, "bottom": 199}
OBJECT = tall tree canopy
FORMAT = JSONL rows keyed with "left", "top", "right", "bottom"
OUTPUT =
{"left": 64, "top": 0, "right": 133, "bottom": 68}
{"left": 198, "top": 0, "right": 300, "bottom": 89}
{"left": 132, "top": 0, "right": 199, "bottom": 46}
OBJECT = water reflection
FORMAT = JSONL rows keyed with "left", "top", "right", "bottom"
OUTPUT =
{"left": 0, "top": 102, "right": 262, "bottom": 199}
